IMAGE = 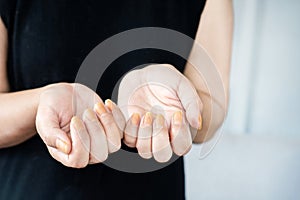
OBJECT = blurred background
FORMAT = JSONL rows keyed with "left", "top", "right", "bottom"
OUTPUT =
{"left": 185, "top": 0, "right": 300, "bottom": 199}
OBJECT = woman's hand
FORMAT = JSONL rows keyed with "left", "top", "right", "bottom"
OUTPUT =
{"left": 36, "top": 83, "right": 125, "bottom": 168}
{"left": 118, "top": 64, "right": 203, "bottom": 162}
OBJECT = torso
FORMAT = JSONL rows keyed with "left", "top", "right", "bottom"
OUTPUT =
{"left": 0, "top": 0, "right": 206, "bottom": 199}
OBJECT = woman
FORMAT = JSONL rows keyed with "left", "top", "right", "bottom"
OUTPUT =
{"left": 0, "top": 0, "right": 233, "bottom": 199}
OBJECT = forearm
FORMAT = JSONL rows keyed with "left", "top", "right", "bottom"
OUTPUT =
{"left": 184, "top": 63, "right": 227, "bottom": 143}
{"left": 184, "top": 0, "right": 233, "bottom": 143}
{"left": 0, "top": 87, "right": 45, "bottom": 148}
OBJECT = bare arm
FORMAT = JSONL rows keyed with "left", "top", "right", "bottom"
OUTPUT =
{"left": 0, "top": 17, "right": 123, "bottom": 168}
{"left": 184, "top": 0, "right": 233, "bottom": 143}
{"left": 0, "top": 17, "right": 45, "bottom": 148}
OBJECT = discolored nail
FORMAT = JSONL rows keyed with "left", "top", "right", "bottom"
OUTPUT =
{"left": 56, "top": 138, "right": 70, "bottom": 154}
{"left": 173, "top": 111, "right": 183, "bottom": 125}
{"left": 198, "top": 115, "right": 203, "bottom": 130}
{"left": 105, "top": 99, "right": 114, "bottom": 112}
{"left": 154, "top": 114, "right": 165, "bottom": 128}
{"left": 94, "top": 102, "right": 107, "bottom": 115}
{"left": 71, "top": 116, "right": 85, "bottom": 131}
{"left": 144, "top": 112, "right": 152, "bottom": 125}
{"left": 131, "top": 113, "right": 141, "bottom": 126}
{"left": 84, "top": 109, "right": 97, "bottom": 121}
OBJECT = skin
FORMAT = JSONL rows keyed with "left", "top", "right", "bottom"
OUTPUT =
{"left": 187, "top": 0, "right": 234, "bottom": 143}
{"left": 36, "top": 83, "right": 125, "bottom": 168}
{"left": 119, "top": 0, "right": 234, "bottom": 160}
{"left": 0, "top": 0, "right": 233, "bottom": 167}
{"left": 118, "top": 64, "right": 200, "bottom": 161}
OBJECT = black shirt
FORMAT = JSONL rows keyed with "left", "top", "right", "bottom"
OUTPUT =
{"left": 0, "top": 1, "right": 205, "bottom": 199}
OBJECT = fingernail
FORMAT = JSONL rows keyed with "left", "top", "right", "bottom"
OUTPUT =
{"left": 105, "top": 99, "right": 114, "bottom": 112}
{"left": 144, "top": 112, "right": 152, "bottom": 125}
{"left": 56, "top": 138, "right": 69, "bottom": 154}
{"left": 173, "top": 111, "right": 182, "bottom": 125}
{"left": 154, "top": 114, "right": 164, "bottom": 128}
{"left": 84, "top": 109, "right": 97, "bottom": 121}
{"left": 94, "top": 102, "right": 107, "bottom": 115}
{"left": 131, "top": 113, "right": 140, "bottom": 126}
{"left": 198, "top": 115, "right": 203, "bottom": 130}
{"left": 71, "top": 116, "right": 84, "bottom": 130}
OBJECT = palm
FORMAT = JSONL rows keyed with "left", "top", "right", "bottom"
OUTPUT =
{"left": 36, "top": 83, "right": 101, "bottom": 142}
{"left": 118, "top": 64, "right": 200, "bottom": 128}
{"left": 118, "top": 64, "right": 202, "bottom": 160}
{"left": 39, "top": 84, "right": 73, "bottom": 134}
{"left": 125, "top": 82, "right": 184, "bottom": 124}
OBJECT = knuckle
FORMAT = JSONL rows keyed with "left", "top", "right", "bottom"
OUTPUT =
{"left": 154, "top": 151, "right": 172, "bottom": 163}
{"left": 153, "top": 143, "right": 172, "bottom": 163}
{"left": 136, "top": 141, "right": 150, "bottom": 154}
{"left": 173, "top": 148, "right": 183, "bottom": 156}
{"left": 99, "top": 153, "right": 108, "bottom": 162}
{"left": 124, "top": 135, "right": 137, "bottom": 147}
{"left": 69, "top": 158, "right": 89, "bottom": 169}
{"left": 173, "top": 140, "right": 192, "bottom": 156}
{"left": 138, "top": 152, "right": 152, "bottom": 159}
{"left": 90, "top": 153, "right": 108, "bottom": 164}
{"left": 108, "top": 140, "right": 121, "bottom": 153}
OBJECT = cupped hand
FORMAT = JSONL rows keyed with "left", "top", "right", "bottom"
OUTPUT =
{"left": 118, "top": 64, "right": 203, "bottom": 162}
{"left": 36, "top": 83, "right": 125, "bottom": 168}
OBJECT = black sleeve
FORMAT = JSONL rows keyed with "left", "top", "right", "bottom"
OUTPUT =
{"left": 0, "top": 0, "right": 16, "bottom": 29}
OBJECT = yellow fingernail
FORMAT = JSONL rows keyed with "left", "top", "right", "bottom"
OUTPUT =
{"left": 56, "top": 138, "right": 70, "bottom": 154}
{"left": 198, "top": 115, "right": 203, "bottom": 130}
{"left": 155, "top": 114, "right": 164, "bottom": 128}
{"left": 173, "top": 111, "right": 182, "bottom": 125}
{"left": 94, "top": 102, "right": 107, "bottom": 115}
{"left": 71, "top": 116, "right": 84, "bottom": 130}
{"left": 105, "top": 99, "right": 114, "bottom": 112}
{"left": 131, "top": 113, "right": 140, "bottom": 126}
{"left": 144, "top": 112, "right": 152, "bottom": 125}
{"left": 84, "top": 109, "right": 97, "bottom": 121}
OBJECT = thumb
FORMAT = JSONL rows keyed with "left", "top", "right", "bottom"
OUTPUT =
{"left": 36, "top": 106, "right": 72, "bottom": 154}
{"left": 177, "top": 76, "right": 203, "bottom": 130}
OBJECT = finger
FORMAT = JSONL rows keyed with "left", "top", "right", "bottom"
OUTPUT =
{"left": 170, "top": 111, "right": 192, "bottom": 156}
{"left": 177, "top": 76, "right": 203, "bottom": 130}
{"left": 48, "top": 116, "right": 90, "bottom": 168}
{"left": 94, "top": 102, "right": 121, "bottom": 153}
{"left": 83, "top": 109, "right": 108, "bottom": 164}
{"left": 36, "top": 106, "right": 71, "bottom": 154}
{"left": 136, "top": 112, "right": 153, "bottom": 159}
{"left": 105, "top": 99, "right": 126, "bottom": 139}
{"left": 152, "top": 114, "right": 172, "bottom": 163}
{"left": 124, "top": 113, "right": 140, "bottom": 148}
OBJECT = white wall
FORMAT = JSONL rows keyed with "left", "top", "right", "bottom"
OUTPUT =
{"left": 185, "top": 134, "right": 300, "bottom": 200}
{"left": 185, "top": 0, "right": 300, "bottom": 199}
{"left": 224, "top": 0, "right": 300, "bottom": 135}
